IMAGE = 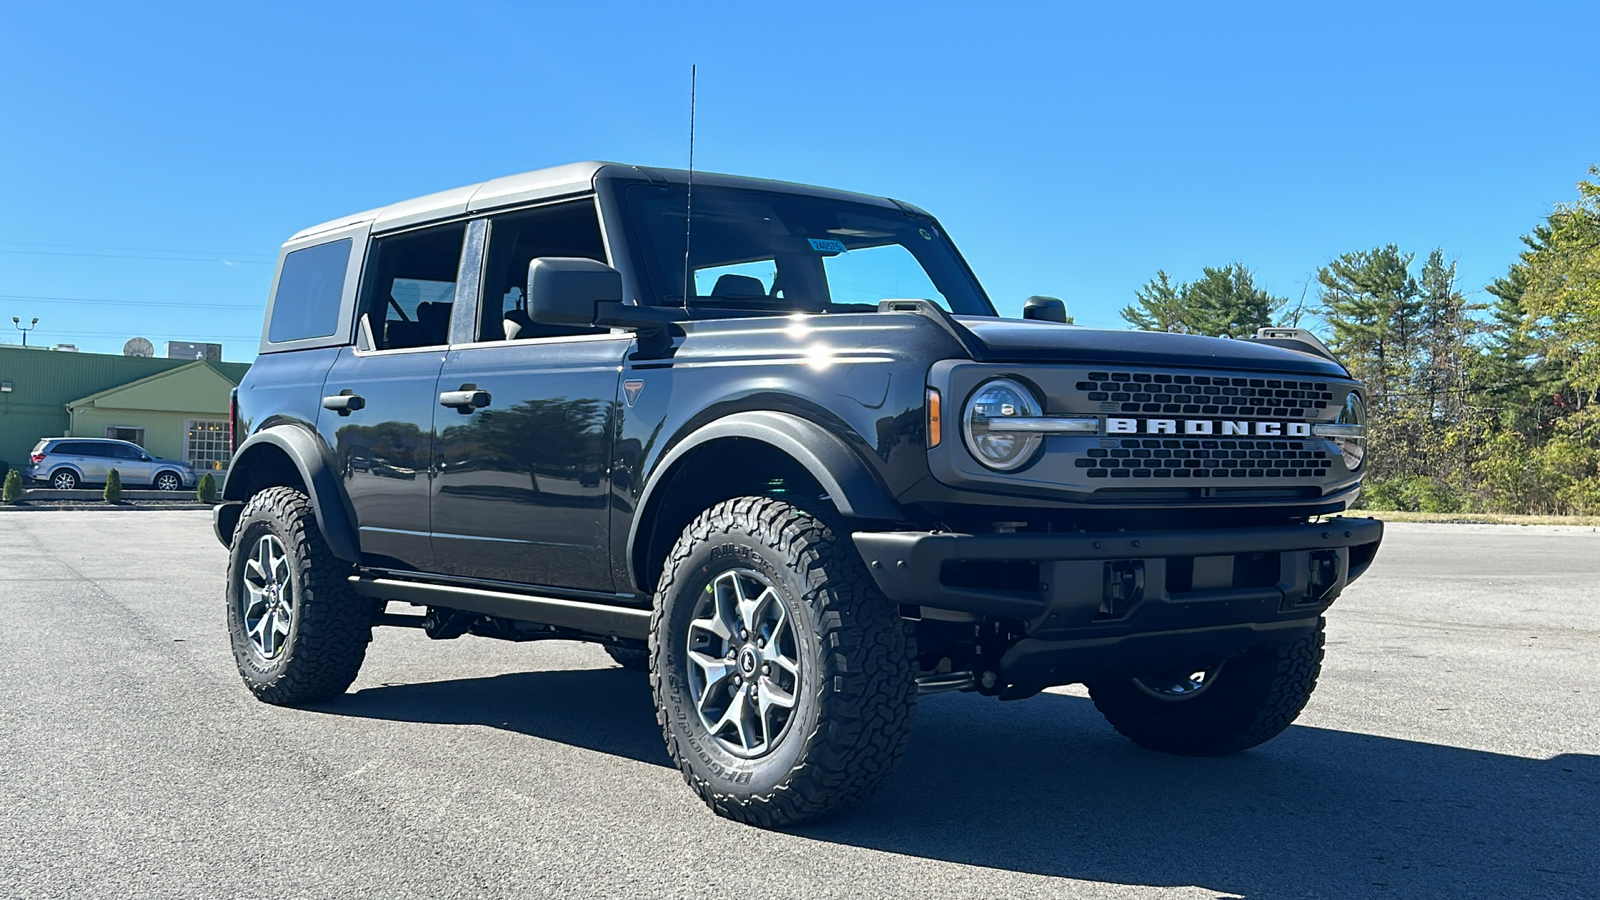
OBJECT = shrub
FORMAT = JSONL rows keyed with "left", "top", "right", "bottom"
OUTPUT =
{"left": 197, "top": 471, "right": 217, "bottom": 503}
{"left": 2, "top": 469, "right": 21, "bottom": 503}
{"left": 1354, "top": 475, "right": 1465, "bottom": 513}
{"left": 104, "top": 468, "right": 123, "bottom": 503}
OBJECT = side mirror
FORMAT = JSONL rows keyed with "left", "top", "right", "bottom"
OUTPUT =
{"left": 1022, "top": 295, "right": 1068, "bottom": 323}
{"left": 526, "top": 258, "right": 624, "bottom": 327}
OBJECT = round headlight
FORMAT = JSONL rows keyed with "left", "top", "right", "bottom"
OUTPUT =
{"left": 962, "top": 378, "right": 1043, "bottom": 471}
{"left": 1333, "top": 392, "right": 1365, "bottom": 470}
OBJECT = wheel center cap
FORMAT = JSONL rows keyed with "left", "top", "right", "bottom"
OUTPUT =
{"left": 738, "top": 645, "right": 759, "bottom": 675}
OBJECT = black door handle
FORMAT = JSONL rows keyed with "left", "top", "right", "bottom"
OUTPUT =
{"left": 322, "top": 391, "right": 365, "bottom": 416}
{"left": 439, "top": 387, "right": 491, "bottom": 413}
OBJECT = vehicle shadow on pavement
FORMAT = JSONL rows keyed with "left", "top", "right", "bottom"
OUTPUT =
{"left": 329, "top": 667, "right": 673, "bottom": 767}
{"left": 324, "top": 669, "right": 1597, "bottom": 898}
{"left": 813, "top": 691, "right": 1600, "bottom": 899}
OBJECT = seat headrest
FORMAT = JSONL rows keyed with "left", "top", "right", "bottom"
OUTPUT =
{"left": 416, "top": 301, "right": 453, "bottom": 344}
{"left": 503, "top": 309, "right": 534, "bottom": 341}
{"left": 710, "top": 274, "right": 767, "bottom": 300}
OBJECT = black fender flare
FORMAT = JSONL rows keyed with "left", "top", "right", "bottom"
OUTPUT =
{"left": 627, "top": 410, "right": 903, "bottom": 587}
{"left": 220, "top": 425, "right": 361, "bottom": 563}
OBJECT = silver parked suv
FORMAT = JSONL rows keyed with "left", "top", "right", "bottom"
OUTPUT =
{"left": 26, "top": 437, "right": 197, "bottom": 491}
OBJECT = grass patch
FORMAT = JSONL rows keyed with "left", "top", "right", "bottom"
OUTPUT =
{"left": 1334, "top": 510, "right": 1600, "bottom": 527}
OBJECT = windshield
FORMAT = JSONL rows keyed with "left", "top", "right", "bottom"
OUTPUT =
{"left": 622, "top": 184, "right": 995, "bottom": 316}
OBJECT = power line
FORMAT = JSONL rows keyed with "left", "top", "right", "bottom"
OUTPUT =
{"left": 0, "top": 240, "right": 276, "bottom": 259}
{"left": 0, "top": 293, "right": 264, "bottom": 311}
{"left": 10, "top": 329, "right": 259, "bottom": 341}
{"left": 0, "top": 248, "right": 272, "bottom": 264}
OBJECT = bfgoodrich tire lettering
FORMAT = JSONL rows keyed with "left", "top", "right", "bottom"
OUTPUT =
{"left": 226, "top": 485, "right": 372, "bottom": 705}
{"left": 1087, "top": 618, "right": 1325, "bottom": 756}
{"left": 650, "top": 496, "right": 916, "bottom": 827}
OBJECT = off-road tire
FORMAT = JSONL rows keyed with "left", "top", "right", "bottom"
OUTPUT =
{"left": 604, "top": 645, "right": 650, "bottom": 671}
{"left": 1087, "top": 619, "right": 1325, "bottom": 756}
{"left": 650, "top": 496, "right": 916, "bottom": 827}
{"left": 226, "top": 486, "right": 371, "bottom": 705}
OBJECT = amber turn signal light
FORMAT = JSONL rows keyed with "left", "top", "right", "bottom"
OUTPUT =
{"left": 927, "top": 388, "right": 942, "bottom": 448}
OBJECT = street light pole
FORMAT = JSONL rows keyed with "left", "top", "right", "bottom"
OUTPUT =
{"left": 12, "top": 316, "right": 38, "bottom": 348}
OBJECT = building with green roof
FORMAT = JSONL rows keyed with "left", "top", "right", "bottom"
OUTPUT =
{"left": 0, "top": 345, "right": 249, "bottom": 472}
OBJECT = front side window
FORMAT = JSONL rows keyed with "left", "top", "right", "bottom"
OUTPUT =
{"left": 623, "top": 184, "right": 994, "bottom": 316}
{"left": 268, "top": 239, "right": 351, "bottom": 343}
{"left": 477, "top": 200, "right": 609, "bottom": 341}
{"left": 357, "top": 224, "right": 466, "bottom": 350}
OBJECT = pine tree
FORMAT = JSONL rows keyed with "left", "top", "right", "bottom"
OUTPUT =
{"left": 2, "top": 469, "right": 21, "bottom": 503}
{"left": 1317, "top": 245, "right": 1424, "bottom": 482}
{"left": 104, "top": 468, "right": 123, "bottom": 503}
{"left": 1122, "top": 264, "right": 1287, "bottom": 337}
{"left": 1121, "top": 271, "right": 1189, "bottom": 333}
{"left": 1185, "top": 263, "right": 1287, "bottom": 338}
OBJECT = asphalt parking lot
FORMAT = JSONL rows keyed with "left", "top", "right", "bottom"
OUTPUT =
{"left": 1, "top": 511, "right": 1595, "bottom": 899}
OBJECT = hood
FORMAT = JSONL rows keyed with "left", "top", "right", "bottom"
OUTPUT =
{"left": 953, "top": 318, "right": 1349, "bottom": 377}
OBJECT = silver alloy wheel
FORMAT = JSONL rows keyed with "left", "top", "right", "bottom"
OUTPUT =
{"left": 51, "top": 470, "right": 77, "bottom": 489}
{"left": 1133, "top": 661, "right": 1225, "bottom": 702}
{"left": 241, "top": 534, "right": 295, "bottom": 661}
{"left": 155, "top": 472, "right": 181, "bottom": 491}
{"left": 685, "top": 568, "right": 802, "bottom": 759}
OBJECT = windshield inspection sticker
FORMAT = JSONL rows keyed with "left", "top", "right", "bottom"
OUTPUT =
{"left": 918, "top": 228, "right": 933, "bottom": 240}
{"left": 807, "top": 237, "right": 848, "bottom": 254}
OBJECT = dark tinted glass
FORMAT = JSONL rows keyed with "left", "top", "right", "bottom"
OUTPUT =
{"left": 60, "top": 442, "right": 104, "bottom": 457}
{"left": 108, "top": 444, "right": 144, "bottom": 460}
{"left": 268, "top": 239, "right": 352, "bottom": 343}
{"left": 357, "top": 224, "right": 465, "bottom": 350}
{"left": 622, "top": 185, "right": 994, "bottom": 316}
{"left": 479, "top": 201, "right": 608, "bottom": 341}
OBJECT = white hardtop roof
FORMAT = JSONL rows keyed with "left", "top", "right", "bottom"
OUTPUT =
{"left": 285, "top": 162, "right": 908, "bottom": 245}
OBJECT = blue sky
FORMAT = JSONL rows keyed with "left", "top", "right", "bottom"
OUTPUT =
{"left": 2, "top": 1, "right": 1596, "bottom": 361}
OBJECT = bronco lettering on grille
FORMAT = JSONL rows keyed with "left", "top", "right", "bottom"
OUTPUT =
{"left": 1107, "top": 418, "right": 1313, "bottom": 437}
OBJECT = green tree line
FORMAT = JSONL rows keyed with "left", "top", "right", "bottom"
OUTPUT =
{"left": 1121, "top": 166, "right": 1600, "bottom": 515}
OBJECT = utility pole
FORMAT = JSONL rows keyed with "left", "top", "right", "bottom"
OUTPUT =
{"left": 11, "top": 317, "right": 37, "bottom": 348}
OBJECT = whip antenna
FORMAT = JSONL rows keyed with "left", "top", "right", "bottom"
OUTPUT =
{"left": 681, "top": 64, "right": 697, "bottom": 309}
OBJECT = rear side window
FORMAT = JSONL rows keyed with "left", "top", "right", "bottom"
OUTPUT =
{"left": 268, "top": 239, "right": 352, "bottom": 343}
{"left": 357, "top": 223, "right": 466, "bottom": 350}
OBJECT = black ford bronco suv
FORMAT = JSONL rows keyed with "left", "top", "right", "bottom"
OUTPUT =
{"left": 216, "top": 161, "right": 1381, "bottom": 827}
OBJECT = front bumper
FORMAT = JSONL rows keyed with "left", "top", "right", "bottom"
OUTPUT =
{"left": 854, "top": 517, "right": 1382, "bottom": 681}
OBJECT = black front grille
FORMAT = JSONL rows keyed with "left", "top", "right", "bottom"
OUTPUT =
{"left": 1077, "top": 371, "right": 1334, "bottom": 419}
{"left": 1074, "top": 438, "right": 1332, "bottom": 480}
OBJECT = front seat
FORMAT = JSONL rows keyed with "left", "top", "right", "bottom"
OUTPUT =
{"left": 416, "top": 301, "right": 453, "bottom": 345}
{"left": 710, "top": 274, "right": 768, "bottom": 300}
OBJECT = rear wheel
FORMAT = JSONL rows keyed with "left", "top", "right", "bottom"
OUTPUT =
{"left": 51, "top": 470, "right": 78, "bottom": 489}
{"left": 226, "top": 486, "right": 372, "bottom": 705}
{"left": 1087, "top": 620, "right": 1325, "bottom": 756}
{"left": 651, "top": 496, "right": 916, "bottom": 827}
{"left": 154, "top": 471, "right": 182, "bottom": 491}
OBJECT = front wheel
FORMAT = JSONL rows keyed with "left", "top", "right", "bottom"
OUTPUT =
{"left": 1087, "top": 620, "right": 1325, "bottom": 756}
{"left": 651, "top": 496, "right": 916, "bottom": 827}
{"left": 154, "top": 471, "right": 182, "bottom": 491}
{"left": 226, "top": 486, "right": 372, "bottom": 705}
